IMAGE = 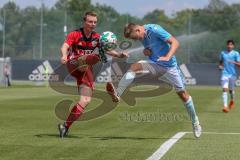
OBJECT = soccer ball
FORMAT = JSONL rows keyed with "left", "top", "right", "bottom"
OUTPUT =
{"left": 100, "top": 31, "right": 117, "bottom": 51}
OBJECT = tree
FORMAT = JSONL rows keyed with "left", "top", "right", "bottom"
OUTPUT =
{"left": 1, "top": 2, "right": 22, "bottom": 57}
{"left": 55, "top": 0, "right": 93, "bottom": 26}
{"left": 207, "top": 0, "right": 228, "bottom": 11}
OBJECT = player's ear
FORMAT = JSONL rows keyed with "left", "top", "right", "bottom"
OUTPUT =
{"left": 135, "top": 28, "right": 140, "bottom": 32}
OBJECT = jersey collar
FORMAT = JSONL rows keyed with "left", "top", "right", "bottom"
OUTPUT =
{"left": 80, "top": 28, "right": 93, "bottom": 41}
{"left": 143, "top": 26, "right": 151, "bottom": 40}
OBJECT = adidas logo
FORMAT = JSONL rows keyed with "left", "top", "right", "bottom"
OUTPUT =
{"left": 96, "top": 62, "right": 123, "bottom": 83}
{"left": 97, "top": 62, "right": 197, "bottom": 85}
{"left": 96, "top": 62, "right": 150, "bottom": 83}
{"left": 28, "top": 60, "right": 59, "bottom": 81}
{"left": 179, "top": 64, "right": 196, "bottom": 85}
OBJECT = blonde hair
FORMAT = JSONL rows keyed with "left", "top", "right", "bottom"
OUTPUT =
{"left": 124, "top": 23, "right": 138, "bottom": 38}
{"left": 83, "top": 11, "right": 97, "bottom": 21}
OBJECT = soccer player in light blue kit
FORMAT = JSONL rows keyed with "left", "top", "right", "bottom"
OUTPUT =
{"left": 219, "top": 40, "right": 240, "bottom": 113}
{"left": 106, "top": 23, "right": 202, "bottom": 138}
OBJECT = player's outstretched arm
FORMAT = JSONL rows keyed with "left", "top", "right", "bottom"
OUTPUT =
{"left": 157, "top": 36, "right": 179, "bottom": 61}
{"left": 60, "top": 43, "right": 69, "bottom": 64}
{"left": 105, "top": 50, "right": 129, "bottom": 58}
{"left": 228, "top": 60, "right": 240, "bottom": 67}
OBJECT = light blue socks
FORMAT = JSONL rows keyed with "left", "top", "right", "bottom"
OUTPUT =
{"left": 222, "top": 92, "right": 228, "bottom": 107}
{"left": 117, "top": 70, "right": 136, "bottom": 96}
{"left": 185, "top": 96, "right": 199, "bottom": 124}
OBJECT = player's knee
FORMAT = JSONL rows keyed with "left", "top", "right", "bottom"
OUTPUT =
{"left": 177, "top": 90, "right": 189, "bottom": 102}
{"left": 182, "top": 95, "right": 189, "bottom": 102}
{"left": 80, "top": 97, "right": 91, "bottom": 106}
{"left": 84, "top": 97, "right": 91, "bottom": 105}
{"left": 223, "top": 88, "right": 228, "bottom": 92}
{"left": 86, "top": 54, "right": 100, "bottom": 65}
{"left": 130, "top": 63, "right": 142, "bottom": 72}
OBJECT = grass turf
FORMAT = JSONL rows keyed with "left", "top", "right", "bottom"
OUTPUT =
{"left": 0, "top": 85, "right": 240, "bottom": 160}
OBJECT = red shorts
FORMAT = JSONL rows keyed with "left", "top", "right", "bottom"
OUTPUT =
{"left": 67, "top": 56, "right": 94, "bottom": 89}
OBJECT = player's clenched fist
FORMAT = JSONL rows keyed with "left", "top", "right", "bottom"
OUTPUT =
{"left": 120, "top": 51, "right": 129, "bottom": 58}
{"left": 61, "top": 55, "right": 68, "bottom": 64}
{"left": 143, "top": 48, "right": 152, "bottom": 56}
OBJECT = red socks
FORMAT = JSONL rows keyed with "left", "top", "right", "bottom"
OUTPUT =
{"left": 65, "top": 103, "right": 84, "bottom": 129}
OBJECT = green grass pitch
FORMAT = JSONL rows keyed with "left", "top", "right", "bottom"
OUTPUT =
{"left": 0, "top": 84, "right": 240, "bottom": 160}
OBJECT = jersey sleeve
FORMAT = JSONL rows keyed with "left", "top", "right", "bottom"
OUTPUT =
{"left": 64, "top": 31, "right": 77, "bottom": 46}
{"left": 152, "top": 25, "right": 171, "bottom": 41}
{"left": 235, "top": 52, "right": 240, "bottom": 62}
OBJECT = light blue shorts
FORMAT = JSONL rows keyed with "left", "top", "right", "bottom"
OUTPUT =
{"left": 221, "top": 75, "right": 236, "bottom": 90}
{"left": 139, "top": 60, "right": 185, "bottom": 92}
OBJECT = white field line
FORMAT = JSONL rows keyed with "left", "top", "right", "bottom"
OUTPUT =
{"left": 186, "top": 131, "right": 240, "bottom": 135}
{"left": 146, "top": 132, "right": 187, "bottom": 160}
{"left": 147, "top": 131, "right": 240, "bottom": 160}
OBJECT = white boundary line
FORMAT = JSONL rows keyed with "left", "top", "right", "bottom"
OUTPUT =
{"left": 186, "top": 131, "right": 240, "bottom": 135}
{"left": 147, "top": 131, "right": 240, "bottom": 160}
{"left": 146, "top": 132, "right": 187, "bottom": 160}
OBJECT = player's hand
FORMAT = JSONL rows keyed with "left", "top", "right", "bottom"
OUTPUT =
{"left": 157, "top": 56, "right": 170, "bottom": 61}
{"left": 61, "top": 55, "right": 68, "bottom": 64}
{"left": 143, "top": 48, "right": 152, "bottom": 56}
{"left": 218, "top": 65, "right": 223, "bottom": 70}
{"left": 119, "top": 51, "right": 129, "bottom": 58}
{"left": 228, "top": 60, "right": 236, "bottom": 64}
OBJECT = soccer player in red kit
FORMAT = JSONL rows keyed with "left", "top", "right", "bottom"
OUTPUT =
{"left": 58, "top": 11, "right": 128, "bottom": 138}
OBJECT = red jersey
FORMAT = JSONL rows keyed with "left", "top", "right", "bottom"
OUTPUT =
{"left": 65, "top": 28, "right": 100, "bottom": 60}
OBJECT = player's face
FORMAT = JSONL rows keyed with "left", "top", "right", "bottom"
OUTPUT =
{"left": 129, "top": 32, "right": 140, "bottom": 40}
{"left": 84, "top": 15, "right": 97, "bottom": 32}
{"left": 227, "top": 42, "right": 234, "bottom": 51}
{"left": 129, "top": 28, "right": 145, "bottom": 40}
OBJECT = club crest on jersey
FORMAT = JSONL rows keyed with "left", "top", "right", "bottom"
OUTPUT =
{"left": 84, "top": 50, "right": 93, "bottom": 55}
{"left": 92, "top": 41, "right": 98, "bottom": 47}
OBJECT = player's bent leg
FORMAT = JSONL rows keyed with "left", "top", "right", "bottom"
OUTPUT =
{"left": 107, "top": 61, "right": 151, "bottom": 103}
{"left": 77, "top": 54, "right": 100, "bottom": 70}
{"left": 58, "top": 85, "right": 92, "bottom": 138}
{"left": 77, "top": 55, "right": 89, "bottom": 70}
{"left": 107, "top": 62, "right": 143, "bottom": 103}
{"left": 85, "top": 54, "right": 100, "bottom": 66}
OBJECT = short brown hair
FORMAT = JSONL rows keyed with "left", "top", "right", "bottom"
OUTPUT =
{"left": 124, "top": 23, "right": 138, "bottom": 38}
{"left": 227, "top": 39, "right": 235, "bottom": 45}
{"left": 83, "top": 11, "right": 97, "bottom": 21}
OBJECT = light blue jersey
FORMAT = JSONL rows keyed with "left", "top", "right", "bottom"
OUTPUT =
{"left": 141, "top": 24, "right": 177, "bottom": 67}
{"left": 220, "top": 50, "right": 240, "bottom": 77}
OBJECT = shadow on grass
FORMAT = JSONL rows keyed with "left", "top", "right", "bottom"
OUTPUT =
{"left": 34, "top": 134, "right": 83, "bottom": 139}
{"left": 34, "top": 134, "right": 196, "bottom": 141}
{"left": 89, "top": 136, "right": 195, "bottom": 141}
